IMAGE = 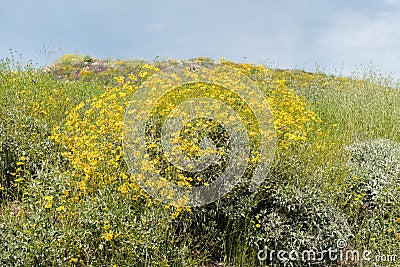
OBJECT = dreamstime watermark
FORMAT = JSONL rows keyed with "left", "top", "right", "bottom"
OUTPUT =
{"left": 257, "top": 239, "right": 397, "bottom": 264}
{"left": 123, "top": 62, "right": 277, "bottom": 207}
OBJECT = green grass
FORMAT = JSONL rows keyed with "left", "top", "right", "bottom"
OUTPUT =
{"left": 0, "top": 56, "right": 399, "bottom": 266}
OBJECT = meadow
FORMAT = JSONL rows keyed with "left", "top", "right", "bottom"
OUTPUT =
{"left": 0, "top": 53, "right": 399, "bottom": 266}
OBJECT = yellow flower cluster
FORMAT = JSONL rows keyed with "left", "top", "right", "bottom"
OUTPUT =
{"left": 50, "top": 65, "right": 160, "bottom": 198}
{"left": 44, "top": 195, "right": 53, "bottom": 209}
{"left": 50, "top": 61, "right": 319, "bottom": 205}
{"left": 224, "top": 60, "right": 321, "bottom": 149}
{"left": 266, "top": 79, "right": 320, "bottom": 148}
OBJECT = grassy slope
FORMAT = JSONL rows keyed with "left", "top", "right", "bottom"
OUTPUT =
{"left": 0, "top": 55, "right": 399, "bottom": 266}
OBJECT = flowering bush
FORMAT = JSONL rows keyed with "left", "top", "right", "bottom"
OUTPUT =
{"left": 51, "top": 61, "right": 320, "bottom": 202}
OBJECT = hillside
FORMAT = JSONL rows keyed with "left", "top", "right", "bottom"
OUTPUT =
{"left": 0, "top": 54, "right": 399, "bottom": 266}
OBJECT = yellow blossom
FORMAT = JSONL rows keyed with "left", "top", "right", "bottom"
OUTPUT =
{"left": 118, "top": 184, "right": 128, "bottom": 194}
{"left": 56, "top": 206, "right": 65, "bottom": 212}
{"left": 114, "top": 76, "right": 124, "bottom": 83}
{"left": 102, "top": 230, "right": 114, "bottom": 241}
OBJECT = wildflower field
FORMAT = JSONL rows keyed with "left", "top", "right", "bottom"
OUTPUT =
{"left": 0, "top": 54, "right": 399, "bottom": 266}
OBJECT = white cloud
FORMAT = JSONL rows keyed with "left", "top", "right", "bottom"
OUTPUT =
{"left": 382, "top": 0, "right": 400, "bottom": 6}
{"left": 317, "top": 9, "right": 400, "bottom": 78}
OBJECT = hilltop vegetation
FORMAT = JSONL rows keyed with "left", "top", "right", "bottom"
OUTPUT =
{"left": 0, "top": 54, "right": 399, "bottom": 266}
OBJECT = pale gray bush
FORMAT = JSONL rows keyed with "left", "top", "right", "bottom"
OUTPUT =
{"left": 346, "top": 138, "right": 400, "bottom": 209}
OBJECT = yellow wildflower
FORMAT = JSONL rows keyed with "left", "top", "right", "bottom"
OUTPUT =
{"left": 117, "top": 184, "right": 128, "bottom": 194}
{"left": 114, "top": 76, "right": 124, "bottom": 83}
{"left": 102, "top": 230, "right": 114, "bottom": 241}
{"left": 128, "top": 74, "right": 137, "bottom": 80}
{"left": 56, "top": 206, "right": 65, "bottom": 212}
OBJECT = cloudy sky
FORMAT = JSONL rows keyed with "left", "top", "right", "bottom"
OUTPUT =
{"left": 1, "top": 0, "right": 400, "bottom": 78}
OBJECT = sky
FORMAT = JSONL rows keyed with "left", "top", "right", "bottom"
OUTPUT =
{"left": 1, "top": 0, "right": 400, "bottom": 79}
